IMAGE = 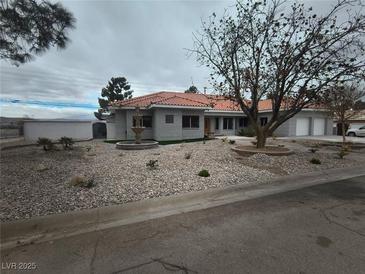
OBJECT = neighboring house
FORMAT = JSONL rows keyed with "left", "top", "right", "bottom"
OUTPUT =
{"left": 106, "top": 91, "right": 333, "bottom": 141}
{"left": 334, "top": 110, "right": 365, "bottom": 135}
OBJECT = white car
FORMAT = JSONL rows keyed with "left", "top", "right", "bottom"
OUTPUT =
{"left": 346, "top": 125, "right": 365, "bottom": 137}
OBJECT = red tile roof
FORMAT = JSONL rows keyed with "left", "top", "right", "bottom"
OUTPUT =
{"left": 110, "top": 91, "right": 322, "bottom": 112}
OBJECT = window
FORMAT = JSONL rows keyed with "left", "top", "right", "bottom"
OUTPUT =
{"left": 243, "top": 117, "right": 248, "bottom": 127}
{"left": 165, "top": 115, "right": 174, "bottom": 124}
{"left": 223, "top": 118, "right": 233, "bottom": 130}
{"left": 239, "top": 117, "right": 249, "bottom": 127}
{"left": 133, "top": 116, "right": 152, "bottom": 128}
{"left": 239, "top": 118, "right": 244, "bottom": 127}
{"left": 182, "top": 115, "right": 199, "bottom": 128}
{"left": 215, "top": 118, "right": 219, "bottom": 130}
{"left": 260, "top": 117, "right": 268, "bottom": 126}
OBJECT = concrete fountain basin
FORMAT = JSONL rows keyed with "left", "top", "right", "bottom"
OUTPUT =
{"left": 116, "top": 140, "right": 159, "bottom": 150}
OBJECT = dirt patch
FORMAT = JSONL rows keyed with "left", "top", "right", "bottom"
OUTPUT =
{"left": 316, "top": 236, "right": 333, "bottom": 248}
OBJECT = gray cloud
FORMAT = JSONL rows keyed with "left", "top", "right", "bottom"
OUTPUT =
{"left": 0, "top": 0, "right": 344, "bottom": 118}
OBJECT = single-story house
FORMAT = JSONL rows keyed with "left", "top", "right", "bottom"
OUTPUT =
{"left": 106, "top": 91, "right": 333, "bottom": 141}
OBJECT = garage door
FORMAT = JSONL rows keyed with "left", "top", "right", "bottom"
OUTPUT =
{"left": 296, "top": 118, "right": 310, "bottom": 136}
{"left": 313, "top": 118, "right": 325, "bottom": 135}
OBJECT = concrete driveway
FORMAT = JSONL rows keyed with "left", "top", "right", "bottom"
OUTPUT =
{"left": 1, "top": 175, "right": 364, "bottom": 274}
{"left": 278, "top": 135, "right": 365, "bottom": 143}
{"left": 217, "top": 135, "right": 365, "bottom": 143}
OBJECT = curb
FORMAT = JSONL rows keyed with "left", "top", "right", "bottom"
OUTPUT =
{"left": 1, "top": 165, "right": 365, "bottom": 250}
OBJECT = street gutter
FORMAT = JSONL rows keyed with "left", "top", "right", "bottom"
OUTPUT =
{"left": 1, "top": 165, "right": 365, "bottom": 250}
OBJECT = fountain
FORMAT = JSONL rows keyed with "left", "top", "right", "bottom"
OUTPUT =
{"left": 116, "top": 107, "right": 159, "bottom": 150}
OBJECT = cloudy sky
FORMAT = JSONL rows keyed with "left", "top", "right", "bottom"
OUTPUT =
{"left": 0, "top": 0, "right": 347, "bottom": 119}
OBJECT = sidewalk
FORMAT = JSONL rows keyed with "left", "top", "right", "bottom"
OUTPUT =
{"left": 2, "top": 165, "right": 364, "bottom": 251}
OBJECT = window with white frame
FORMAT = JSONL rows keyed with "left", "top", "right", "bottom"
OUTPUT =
{"left": 165, "top": 115, "right": 174, "bottom": 124}
{"left": 223, "top": 118, "right": 233, "bottom": 130}
{"left": 182, "top": 115, "right": 199, "bottom": 128}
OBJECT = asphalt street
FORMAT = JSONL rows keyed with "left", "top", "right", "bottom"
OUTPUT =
{"left": 1, "top": 176, "right": 364, "bottom": 274}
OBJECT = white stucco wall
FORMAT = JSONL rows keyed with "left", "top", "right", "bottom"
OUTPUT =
{"left": 153, "top": 108, "right": 205, "bottom": 141}
{"left": 24, "top": 120, "right": 93, "bottom": 141}
{"left": 153, "top": 108, "right": 183, "bottom": 141}
{"left": 181, "top": 109, "right": 205, "bottom": 140}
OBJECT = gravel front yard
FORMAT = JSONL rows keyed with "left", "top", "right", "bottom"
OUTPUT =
{"left": 1, "top": 139, "right": 363, "bottom": 222}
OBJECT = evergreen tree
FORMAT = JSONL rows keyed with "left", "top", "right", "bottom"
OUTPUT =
{"left": 0, "top": 0, "right": 76, "bottom": 65}
{"left": 95, "top": 77, "right": 133, "bottom": 120}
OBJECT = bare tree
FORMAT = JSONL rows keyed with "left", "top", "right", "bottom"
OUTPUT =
{"left": 323, "top": 84, "right": 365, "bottom": 145}
{"left": 190, "top": 0, "right": 365, "bottom": 148}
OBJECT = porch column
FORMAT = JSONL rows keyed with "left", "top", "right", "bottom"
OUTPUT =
{"left": 219, "top": 117, "right": 223, "bottom": 132}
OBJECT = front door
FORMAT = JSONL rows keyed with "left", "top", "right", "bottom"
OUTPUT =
{"left": 204, "top": 118, "right": 210, "bottom": 136}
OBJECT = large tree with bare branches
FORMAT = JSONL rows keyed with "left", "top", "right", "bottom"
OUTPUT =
{"left": 190, "top": 0, "right": 365, "bottom": 148}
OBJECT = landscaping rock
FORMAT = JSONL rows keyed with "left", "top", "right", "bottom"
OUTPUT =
{"left": 1, "top": 139, "right": 364, "bottom": 222}
{"left": 248, "top": 153, "right": 274, "bottom": 165}
{"left": 35, "top": 163, "right": 49, "bottom": 172}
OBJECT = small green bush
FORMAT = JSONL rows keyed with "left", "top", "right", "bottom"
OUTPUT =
{"left": 37, "top": 138, "right": 54, "bottom": 151}
{"left": 238, "top": 127, "right": 256, "bottom": 137}
{"left": 228, "top": 140, "right": 236, "bottom": 145}
{"left": 184, "top": 152, "right": 192, "bottom": 159}
{"left": 198, "top": 169, "right": 210, "bottom": 177}
{"left": 309, "top": 148, "right": 318, "bottom": 153}
{"left": 146, "top": 159, "right": 158, "bottom": 169}
{"left": 310, "top": 158, "right": 321, "bottom": 165}
{"left": 221, "top": 137, "right": 228, "bottom": 143}
{"left": 59, "top": 136, "right": 74, "bottom": 150}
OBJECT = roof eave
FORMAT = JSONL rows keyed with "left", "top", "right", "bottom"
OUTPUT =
{"left": 148, "top": 104, "right": 212, "bottom": 110}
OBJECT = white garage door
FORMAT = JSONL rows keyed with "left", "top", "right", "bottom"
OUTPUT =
{"left": 296, "top": 118, "right": 310, "bottom": 136}
{"left": 313, "top": 118, "right": 325, "bottom": 135}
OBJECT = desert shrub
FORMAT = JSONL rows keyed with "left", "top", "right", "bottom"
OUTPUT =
{"left": 69, "top": 176, "right": 95, "bottom": 188}
{"left": 221, "top": 137, "right": 228, "bottom": 143}
{"left": 337, "top": 148, "right": 348, "bottom": 159}
{"left": 309, "top": 148, "right": 318, "bottom": 153}
{"left": 59, "top": 136, "right": 74, "bottom": 150}
{"left": 291, "top": 139, "right": 297, "bottom": 143}
{"left": 342, "top": 143, "right": 352, "bottom": 152}
{"left": 184, "top": 152, "right": 192, "bottom": 159}
{"left": 37, "top": 138, "right": 54, "bottom": 151}
{"left": 310, "top": 158, "right": 321, "bottom": 165}
{"left": 238, "top": 127, "right": 255, "bottom": 137}
{"left": 198, "top": 169, "right": 210, "bottom": 177}
{"left": 228, "top": 140, "right": 236, "bottom": 145}
{"left": 146, "top": 160, "right": 158, "bottom": 169}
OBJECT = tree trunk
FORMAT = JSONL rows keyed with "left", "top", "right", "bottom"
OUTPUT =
{"left": 341, "top": 121, "right": 346, "bottom": 148}
{"left": 256, "top": 128, "right": 266, "bottom": 148}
